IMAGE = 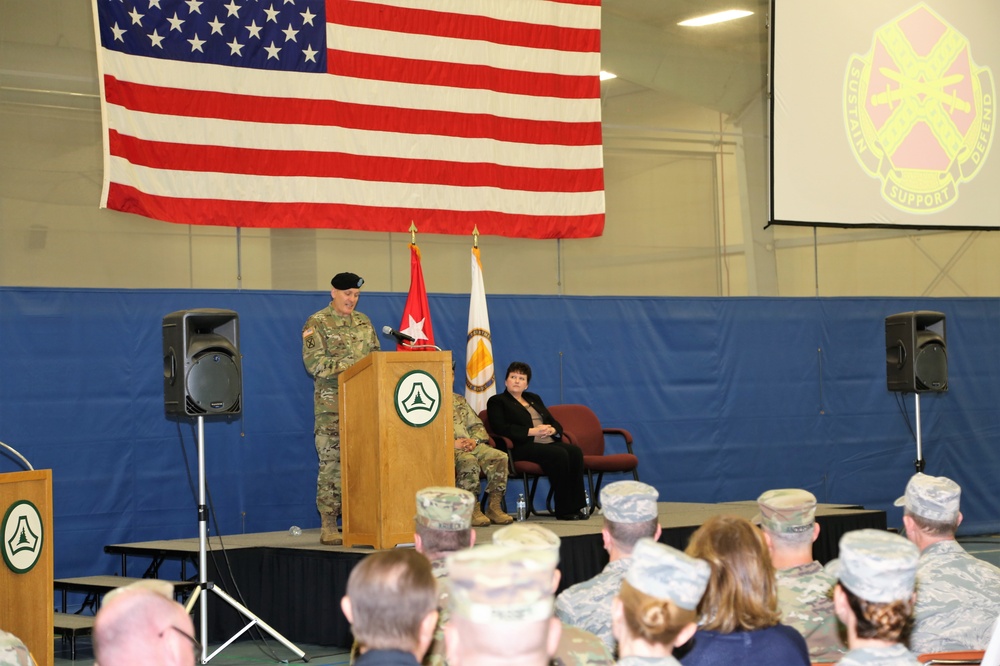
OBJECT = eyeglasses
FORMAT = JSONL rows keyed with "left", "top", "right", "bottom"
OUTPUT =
{"left": 160, "top": 624, "right": 202, "bottom": 655}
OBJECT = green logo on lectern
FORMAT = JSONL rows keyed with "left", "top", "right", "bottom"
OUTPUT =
{"left": 3, "top": 500, "right": 44, "bottom": 574}
{"left": 394, "top": 370, "right": 441, "bottom": 428}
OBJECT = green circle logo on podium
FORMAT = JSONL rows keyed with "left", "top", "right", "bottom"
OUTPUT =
{"left": 3, "top": 500, "right": 44, "bottom": 574}
{"left": 394, "top": 370, "right": 442, "bottom": 427}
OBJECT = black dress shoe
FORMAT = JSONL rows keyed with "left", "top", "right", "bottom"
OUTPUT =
{"left": 556, "top": 514, "right": 577, "bottom": 521}
{"left": 576, "top": 511, "right": 590, "bottom": 520}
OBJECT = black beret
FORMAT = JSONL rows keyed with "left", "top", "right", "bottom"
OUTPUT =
{"left": 331, "top": 272, "right": 364, "bottom": 289}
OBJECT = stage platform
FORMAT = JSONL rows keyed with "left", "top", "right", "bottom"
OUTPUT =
{"left": 104, "top": 500, "right": 885, "bottom": 648}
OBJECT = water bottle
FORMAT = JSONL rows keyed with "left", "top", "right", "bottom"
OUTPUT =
{"left": 288, "top": 525, "right": 302, "bottom": 537}
{"left": 516, "top": 494, "right": 527, "bottom": 521}
{"left": 584, "top": 489, "right": 591, "bottom": 515}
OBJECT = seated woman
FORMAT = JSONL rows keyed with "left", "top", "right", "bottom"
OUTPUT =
{"left": 677, "top": 515, "right": 810, "bottom": 666}
{"left": 832, "top": 529, "right": 920, "bottom": 666}
{"left": 486, "top": 361, "right": 587, "bottom": 520}
{"left": 612, "top": 538, "right": 710, "bottom": 666}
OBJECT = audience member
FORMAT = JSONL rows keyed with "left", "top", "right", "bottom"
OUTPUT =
{"left": 0, "top": 629, "right": 35, "bottom": 666}
{"left": 494, "top": 523, "right": 614, "bottom": 665}
{"left": 342, "top": 549, "right": 439, "bottom": 666}
{"left": 678, "top": 515, "right": 809, "bottom": 666}
{"left": 755, "top": 488, "right": 845, "bottom": 661}
{"left": 612, "top": 538, "right": 710, "bottom": 666}
{"left": 445, "top": 545, "right": 561, "bottom": 666}
{"left": 557, "top": 480, "right": 662, "bottom": 653}
{"left": 413, "top": 486, "right": 477, "bottom": 666}
{"left": 451, "top": 392, "right": 513, "bottom": 526}
{"left": 896, "top": 472, "right": 1000, "bottom": 653}
{"left": 486, "top": 361, "right": 587, "bottom": 520}
{"left": 93, "top": 580, "right": 197, "bottom": 666}
{"left": 832, "top": 529, "right": 920, "bottom": 666}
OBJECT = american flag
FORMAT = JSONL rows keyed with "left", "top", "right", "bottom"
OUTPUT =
{"left": 92, "top": 0, "right": 605, "bottom": 238}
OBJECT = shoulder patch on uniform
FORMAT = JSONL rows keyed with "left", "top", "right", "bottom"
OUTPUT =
{"left": 303, "top": 327, "right": 314, "bottom": 338}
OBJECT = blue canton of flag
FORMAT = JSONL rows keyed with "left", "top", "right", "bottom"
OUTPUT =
{"left": 96, "top": 0, "right": 326, "bottom": 72}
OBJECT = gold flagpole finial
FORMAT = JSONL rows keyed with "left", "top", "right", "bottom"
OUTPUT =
{"left": 408, "top": 221, "right": 417, "bottom": 245}
{"left": 472, "top": 225, "right": 480, "bottom": 248}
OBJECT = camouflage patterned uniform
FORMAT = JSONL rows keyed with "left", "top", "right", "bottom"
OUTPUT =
{"left": 910, "top": 539, "right": 1000, "bottom": 653}
{"left": 451, "top": 393, "right": 508, "bottom": 496}
{"left": 556, "top": 558, "right": 630, "bottom": 653}
{"left": 0, "top": 630, "right": 34, "bottom": 666}
{"left": 776, "top": 562, "right": 844, "bottom": 662}
{"left": 836, "top": 645, "right": 920, "bottom": 666}
{"left": 302, "top": 304, "right": 379, "bottom": 518}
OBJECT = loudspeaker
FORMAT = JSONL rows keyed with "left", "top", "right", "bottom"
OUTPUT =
{"left": 885, "top": 311, "right": 947, "bottom": 393}
{"left": 163, "top": 309, "right": 242, "bottom": 415}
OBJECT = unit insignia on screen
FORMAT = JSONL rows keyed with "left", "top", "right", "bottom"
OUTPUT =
{"left": 844, "top": 3, "right": 994, "bottom": 214}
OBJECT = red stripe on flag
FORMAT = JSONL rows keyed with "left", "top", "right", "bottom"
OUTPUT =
{"left": 109, "top": 131, "right": 604, "bottom": 192}
{"left": 104, "top": 76, "right": 601, "bottom": 146}
{"left": 328, "top": 0, "right": 600, "bottom": 53}
{"left": 106, "top": 183, "right": 606, "bottom": 238}
{"left": 327, "top": 50, "right": 599, "bottom": 99}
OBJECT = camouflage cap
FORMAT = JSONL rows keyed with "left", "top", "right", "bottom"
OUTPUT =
{"left": 624, "top": 538, "right": 710, "bottom": 610}
{"left": 416, "top": 486, "right": 476, "bottom": 530}
{"left": 837, "top": 529, "right": 918, "bottom": 603}
{"left": 0, "top": 629, "right": 33, "bottom": 666}
{"left": 600, "top": 480, "right": 659, "bottom": 523}
{"left": 893, "top": 473, "right": 961, "bottom": 523}
{"left": 331, "top": 272, "right": 364, "bottom": 289}
{"left": 492, "top": 523, "right": 561, "bottom": 554}
{"left": 447, "top": 544, "right": 558, "bottom": 623}
{"left": 754, "top": 488, "right": 817, "bottom": 534}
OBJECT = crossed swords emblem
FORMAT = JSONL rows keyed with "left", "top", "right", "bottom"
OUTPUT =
{"left": 871, "top": 68, "right": 970, "bottom": 114}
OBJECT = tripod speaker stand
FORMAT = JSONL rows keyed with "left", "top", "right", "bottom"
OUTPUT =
{"left": 183, "top": 416, "right": 307, "bottom": 664}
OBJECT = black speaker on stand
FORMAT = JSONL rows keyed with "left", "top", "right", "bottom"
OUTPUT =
{"left": 163, "top": 309, "right": 242, "bottom": 416}
{"left": 885, "top": 310, "right": 948, "bottom": 475}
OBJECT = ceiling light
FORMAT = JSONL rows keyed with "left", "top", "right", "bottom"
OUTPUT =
{"left": 678, "top": 9, "right": 753, "bottom": 27}
{"left": 599, "top": 71, "right": 617, "bottom": 81}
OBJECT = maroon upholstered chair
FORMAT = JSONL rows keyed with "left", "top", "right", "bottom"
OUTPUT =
{"left": 479, "top": 409, "right": 554, "bottom": 516}
{"left": 547, "top": 404, "right": 639, "bottom": 515}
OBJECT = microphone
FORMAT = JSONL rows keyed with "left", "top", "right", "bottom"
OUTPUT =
{"left": 382, "top": 325, "right": 416, "bottom": 343}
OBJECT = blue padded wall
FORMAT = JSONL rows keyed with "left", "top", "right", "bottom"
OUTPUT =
{"left": 1, "top": 288, "right": 998, "bottom": 579}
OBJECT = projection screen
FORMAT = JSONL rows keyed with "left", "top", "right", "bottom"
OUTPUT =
{"left": 771, "top": 1, "right": 998, "bottom": 228}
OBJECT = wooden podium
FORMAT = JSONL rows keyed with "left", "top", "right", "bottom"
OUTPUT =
{"left": 0, "top": 470, "right": 54, "bottom": 666}
{"left": 339, "top": 351, "right": 455, "bottom": 548}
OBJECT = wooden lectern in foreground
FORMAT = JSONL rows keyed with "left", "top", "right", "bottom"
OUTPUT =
{"left": 339, "top": 351, "right": 455, "bottom": 548}
{"left": 0, "top": 470, "right": 54, "bottom": 666}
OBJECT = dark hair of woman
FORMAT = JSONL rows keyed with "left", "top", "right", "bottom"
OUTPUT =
{"left": 840, "top": 585, "right": 913, "bottom": 643}
{"left": 505, "top": 361, "right": 532, "bottom": 383}
{"left": 618, "top": 580, "right": 698, "bottom": 646}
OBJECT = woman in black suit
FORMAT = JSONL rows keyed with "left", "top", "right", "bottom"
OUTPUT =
{"left": 486, "top": 361, "right": 587, "bottom": 520}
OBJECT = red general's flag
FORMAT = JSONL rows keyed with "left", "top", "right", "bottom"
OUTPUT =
{"left": 398, "top": 244, "right": 435, "bottom": 351}
{"left": 91, "top": 0, "right": 605, "bottom": 239}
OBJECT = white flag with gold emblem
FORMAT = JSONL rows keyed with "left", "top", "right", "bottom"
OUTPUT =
{"left": 465, "top": 246, "right": 496, "bottom": 414}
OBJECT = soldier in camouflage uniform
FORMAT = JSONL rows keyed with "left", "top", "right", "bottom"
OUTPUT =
{"left": 0, "top": 630, "right": 34, "bottom": 666}
{"left": 494, "top": 523, "right": 615, "bottom": 666}
{"left": 831, "top": 529, "right": 920, "bottom": 666}
{"left": 612, "top": 538, "right": 710, "bottom": 666}
{"left": 413, "top": 486, "right": 477, "bottom": 666}
{"left": 895, "top": 473, "right": 1000, "bottom": 653}
{"left": 555, "top": 481, "right": 661, "bottom": 656}
{"left": 755, "top": 488, "right": 845, "bottom": 662}
{"left": 451, "top": 393, "right": 513, "bottom": 526}
{"left": 445, "top": 544, "right": 562, "bottom": 666}
{"left": 302, "top": 272, "right": 379, "bottom": 546}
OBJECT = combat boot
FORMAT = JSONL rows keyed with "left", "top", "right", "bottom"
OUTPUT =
{"left": 486, "top": 493, "right": 513, "bottom": 525}
{"left": 471, "top": 503, "right": 491, "bottom": 527}
{"left": 320, "top": 513, "right": 342, "bottom": 545}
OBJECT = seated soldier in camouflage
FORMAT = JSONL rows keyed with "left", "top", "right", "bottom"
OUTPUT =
{"left": 755, "top": 488, "right": 845, "bottom": 662}
{"left": 612, "top": 539, "right": 710, "bottom": 666}
{"left": 895, "top": 473, "right": 1000, "bottom": 653}
{"left": 556, "top": 480, "right": 661, "bottom": 655}
{"left": 0, "top": 629, "right": 35, "bottom": 666}
{"left": 445, "top": 544, "right": 562, "bottom": 666}
{"left": 451, "top": 393, "right": 512, "bottom": 527}
{"left": 412, "top": 486, "right": 478, "bottom": 666}
{"left": 494, "top": 523, "right": 614, "bottom": 666}
{"left": 831, "top": 529, "right": 920, "bottom": 666}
